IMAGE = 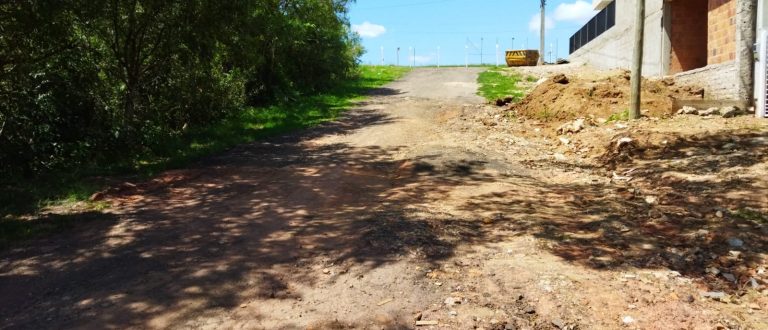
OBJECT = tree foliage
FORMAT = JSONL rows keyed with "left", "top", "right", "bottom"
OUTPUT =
{"left": 0, "top": 0, "right": 362, "bottom": 178}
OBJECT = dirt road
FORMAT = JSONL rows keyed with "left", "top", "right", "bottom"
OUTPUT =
{"left": 1, "top": 68, "right": 766, "bottom": 329}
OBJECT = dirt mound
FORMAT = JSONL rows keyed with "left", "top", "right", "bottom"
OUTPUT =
{"left": 597, "top": 132, "right": 686, "bottom": 169}
{"left": 510, "top": 71, "right": 703, "bottom": 126}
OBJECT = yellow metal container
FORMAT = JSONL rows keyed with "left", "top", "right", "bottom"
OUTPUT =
{"left": 505, "top": 50, "right": 540, "bottom": 67}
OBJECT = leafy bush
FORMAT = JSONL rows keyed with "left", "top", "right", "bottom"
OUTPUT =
{"left": 0, "top": 0, "right": 362, "bottom": 180}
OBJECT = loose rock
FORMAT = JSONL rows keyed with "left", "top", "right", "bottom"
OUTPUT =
{"left": 557, "top": 118, "right": 586, "bottom": 134}
{"left": 698, "top": 107, "right": 719, "bottom": 116}
{"left": 552, "top": 74, "right": 569, "bottom": 84}
{"left": 524, "top": 306, "right": 536, "bottom": 314}
{"left": 700, "top": 291, "right": 727, "bottom": 300}
{"left": 677, "top": 106, "right": 698, "bottom": 115}
{"left": 720, "top": 106, "right": 742, "bottom": 118}
{"left": 727, "top": 238, "right": 744, "bottom": 248}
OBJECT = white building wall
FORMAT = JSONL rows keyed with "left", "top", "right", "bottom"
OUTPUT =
{"left": 569, "top": 0, "right": 667, "bottom": 76}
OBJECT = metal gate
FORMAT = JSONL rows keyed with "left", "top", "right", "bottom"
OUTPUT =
{"left": 758, "top": 29, "right": 768, "bottom": 118}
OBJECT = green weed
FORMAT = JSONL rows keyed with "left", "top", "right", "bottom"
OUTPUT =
{"left": 477, "top": 69, "right": 525, "bottom": 102}
{"left": 0, "top": 66, "right": 410, "bottom": 246}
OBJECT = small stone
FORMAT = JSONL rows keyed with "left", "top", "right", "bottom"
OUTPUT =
{"left": 748, "top": 303, "right": 762, "bottom": 310}
{"left": 552, "top": 74, "right": 569, "bottom": 84}
{"left": 449, "top": 310, "right": 457, "bottom": 316}
{"left": 716, "top": 211, "right": 724, "bottom": 218}
{"left": 701, "top": 291, "right": 726, "bottom": 300}
{"left": 644, "top": 196, "right": 658, "bottom": 205}
{"left": 720, "top": 106, "right": 742, "bottom": 118}
{"left": 721, "top": 143, "right": 737, "bottom": 150}
{"left": 434, "top": 282, "right": 443, "bottom": 286}
{"left": 723, "top": 273, "right": 736, "bottom": 282}
{"left": 677, "top": 106, "right": 698, "bottom": 115}
{"left": 729, "top": 250, "right": 742, "bottom": 258}
{"left": 444, "top": 297, "right": 457, "bottom": 306}
{"left": 552, "top": 318, "right": 565, "bottom": 329}
{"left": 524, "top": 306, "right": 536, "bottom": 314}
{"left": 727, "top": 238, "right": 744, "bottom": 248}
{"left": 699, "top": 107, "right": 719, "bottom": 116}
{"left": 622, "top": 316, "right": 635, "bottom": 324}
{"left": 559, "top": 137, "right": 571, "bottom": 145}
{"left": 706, "top": 267, "right": 721, "bottom": 275}
{"left": 749, "top": 277, "right": 760, "bottom": 289}
{"left": 322, "top": 268, "right": 330, "bottom": 274}
{"left": 617, "top": 137, "right": 634, "bottom": 148}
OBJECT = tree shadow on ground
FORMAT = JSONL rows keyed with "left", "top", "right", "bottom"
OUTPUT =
{"left": 0, "top": 96, "right": 505, "bottom": 329}
{"left": 459, "top": 129, "right": 768, "bottom": 294}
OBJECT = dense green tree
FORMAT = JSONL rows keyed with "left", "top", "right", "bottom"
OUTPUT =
{"left": 0, "top": 0, "right": 362, "bottom": 178}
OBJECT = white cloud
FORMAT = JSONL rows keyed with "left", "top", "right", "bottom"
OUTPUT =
{"left": 352, "top": 21, "right": 387, "bottom": 38}
{"left": 553, "top": 1, "right": 597, "bottom": 24}
{"left": 409, "top": 55, "right": 434, "bottom": 65}
{"left": 528, "top": 13, "right": 555, "bottom": 32}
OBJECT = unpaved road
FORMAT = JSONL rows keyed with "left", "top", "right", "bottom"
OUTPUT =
{"left": 1, "top": 68, "right": 766, "bottom": 329}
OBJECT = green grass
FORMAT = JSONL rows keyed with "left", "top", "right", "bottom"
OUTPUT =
{"left": 732, "top": 208, "right": 768, "bottom": 225}
{"left": 419, "top": 64, "right": 497, "bottom": 68}
{"left": 0, "top": 65, "right": 410, "bottom": 247}
{"left": 135, "top": 65, "right": 410, "bottom": 175}
{"left": 606, "top": 109, "right": 630, "bottom": 122}
{"left": 477, "top": 67, "right": 524, "bottom": 102}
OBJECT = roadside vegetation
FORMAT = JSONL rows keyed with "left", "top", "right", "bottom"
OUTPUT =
{"left": 0, "top": 0, "right": 410, "bottom": 246}
{"left": 476, "top": 68, "right": 525, "bottom": 102}
{"left": 0, "top": 65, "right": 410, "bottom": 247}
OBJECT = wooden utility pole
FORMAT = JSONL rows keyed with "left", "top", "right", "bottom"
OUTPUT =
{"left": 538, "top": 0, "right": 546, "bottom": 65}
{"left": 629, "top": 0, "right": 645, "bottom": 119}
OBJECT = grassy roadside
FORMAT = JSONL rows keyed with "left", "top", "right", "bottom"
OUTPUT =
{"left": 477, "top": 67, "right": 525, "bottom": 102}
{"left": 0, "top": 65, "right": 410, "bottom": 247}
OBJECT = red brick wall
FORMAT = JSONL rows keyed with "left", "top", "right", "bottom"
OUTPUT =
{"left": 669, "top": 0, "right": 709, "bottom": 74}
{"left": 708, "top": 0, "right": 737, "bottom": 65}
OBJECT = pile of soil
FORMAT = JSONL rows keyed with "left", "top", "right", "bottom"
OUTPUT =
{"left": 509, "top": 71, "right": 703, "bottom": 125}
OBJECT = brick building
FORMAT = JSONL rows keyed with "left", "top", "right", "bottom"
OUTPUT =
{"left": 568, "top": 0, "right": 759, "bottom": 109}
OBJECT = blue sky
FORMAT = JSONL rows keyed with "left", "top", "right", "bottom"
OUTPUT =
{"left": 348, "top": 0, "right": 598, "bottom": 66}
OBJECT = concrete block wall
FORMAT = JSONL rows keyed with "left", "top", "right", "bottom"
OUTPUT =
{"left": 709, "top": 0, "right": 738, "bottom": 65}
{"left": 675, "top": 61, "right": 739, "bottom": 99}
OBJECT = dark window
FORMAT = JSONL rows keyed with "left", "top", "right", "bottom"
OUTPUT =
{"left": 569, "top": 1, "right": 616, "bottom": 54}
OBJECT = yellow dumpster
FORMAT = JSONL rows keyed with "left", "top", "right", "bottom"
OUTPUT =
{"left": 505, "top": 50, "right": 540, "bottom": 67}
